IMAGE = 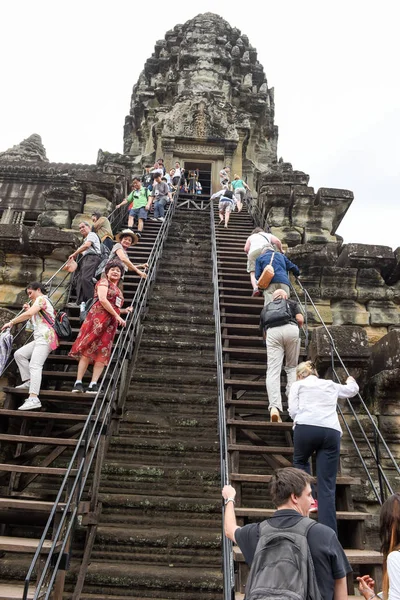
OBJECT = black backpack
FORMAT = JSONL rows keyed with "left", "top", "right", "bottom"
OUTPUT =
{"left": 260, "top": 298, "right": 293, "bottom": 330}
{"left": 40, "top": 306, "right": 73, "bottom": 341}
{"left": 245, "top": 518, "right": 322, "bottom": 600}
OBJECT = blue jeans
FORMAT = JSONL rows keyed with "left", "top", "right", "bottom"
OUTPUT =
{"left": 293, "top": 424, "right": 341, "bottom": 533}
{"left": 154, "top": 197, "right": 168, "bottom": 218}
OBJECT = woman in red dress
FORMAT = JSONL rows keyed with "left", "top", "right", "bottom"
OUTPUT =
{"left": 69, "top": 260, "right": 132, "bottom": 393}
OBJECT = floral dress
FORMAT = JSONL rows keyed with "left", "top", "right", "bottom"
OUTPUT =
{"left": 69, "top": 280, "right": 123, "bottom": 365}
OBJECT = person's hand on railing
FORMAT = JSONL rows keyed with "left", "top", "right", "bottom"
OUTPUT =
{"left": 116, "top": 315, "right": 126, "bottom": 327}
{"left": 222, "top": 484, "right": 236, "bottom": 503}
{"left": 346, "top": 375, "right": 356, "bottom": 383}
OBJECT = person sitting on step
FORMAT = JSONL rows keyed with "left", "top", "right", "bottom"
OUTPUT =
{"left": 259, "top": 288, "right": 303, "bottom": 423}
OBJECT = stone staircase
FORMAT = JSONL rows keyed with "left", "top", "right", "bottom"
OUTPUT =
{"left": 75, "top": 209, "right": 223, "bottom": 599}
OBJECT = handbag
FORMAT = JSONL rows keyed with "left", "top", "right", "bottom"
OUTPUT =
{"left": 40, "top": 306, "right": 73, "bottom": 340}
{"left": 258, "top": 252, "right": 275, "bottom": 290}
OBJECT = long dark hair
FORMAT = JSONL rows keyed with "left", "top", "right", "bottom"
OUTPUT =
{"left": 380, "top": 493, "right": 400, "bottom": 598}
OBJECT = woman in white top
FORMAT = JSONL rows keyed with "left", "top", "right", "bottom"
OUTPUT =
{"left": 244, "top": 227, "right": 284, "bottom": 297}
{"left": 358, "top": 493, "right": 400, "bottom": 600}
{"left": 288, "top": 360, "right": 359, "bottom": 533}
{"left": 1, "top": 282, "right": 59, "bottom": 411}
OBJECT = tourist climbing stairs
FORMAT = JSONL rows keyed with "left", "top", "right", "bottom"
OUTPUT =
{"left": 0, "top": 215, "right": 164, "bottom": 599}
{"left": 211, "top": 200, "right": 384, "bottom": 599}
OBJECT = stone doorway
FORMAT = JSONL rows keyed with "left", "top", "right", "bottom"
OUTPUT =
{"left": 183, "top": 161, "right": 212, "bottom": 195}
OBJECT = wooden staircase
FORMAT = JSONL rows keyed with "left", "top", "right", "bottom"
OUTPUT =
{"left": 0, "top": 221, "right": 161, "bottom": 599}
{"left": 212, "top": 201, "right": 383, "bottom": 598}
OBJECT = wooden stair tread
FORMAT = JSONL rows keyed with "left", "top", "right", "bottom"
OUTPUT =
{"left": 227, "top": 419, "right": 293, "bottom": 430}
{"left": 0, "top": 498, "right": 65, "bottom": 511}
{"left": 3, "top": 387, "right": 95, "bottom": 400}
{"left": 234, "top": 508, "right": 372, "bottom": 520}
{"left": 0, "top": 409, "right": 89, "bottom": 421}
{"left": 0, "top": 535, "right": 60, "bottom": 553}
{"left": 0, "top": 434, "right": 80, "bottom": 446}
{"left": 0, "top": 584, "right": 35, "bottom": 600}
{"left": 230, "top": 473, "right": 361, "bottom": 485}
{"left": 228, "top": 444, "right": 294, "bottom": 454}
{"left": 0, "top": 464, "right": 77, "bottom": 476}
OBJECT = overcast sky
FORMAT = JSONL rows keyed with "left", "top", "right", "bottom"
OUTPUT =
{"left": 1, "top": 0, "right": 398, "bottom": 250}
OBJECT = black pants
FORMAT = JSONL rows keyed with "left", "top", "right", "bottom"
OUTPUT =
{"left": 76, "top": 254, "right": 101, "bottom": 304}
{"left": 293, "top": 424, "right": 340, "bottom": 534}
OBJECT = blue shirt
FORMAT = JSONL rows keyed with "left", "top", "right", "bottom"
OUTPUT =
{"left": 255, "top": 251, "right": 300, "bottom": 285}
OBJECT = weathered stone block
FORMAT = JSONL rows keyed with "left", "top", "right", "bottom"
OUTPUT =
{"left": 367, "top": 301, "right": 400, "bottom": 327}
{"left": 364, "top": 326, "right": 388, "bottom": 345}
{"left": 337, "top": 243, "right": 395, "bottom": 273}
{"left": 42, "top": 259, "right": 72, "bottom": 288}
{"left": 356, "top": 268, "right": 388, "bottom": 303}
{"left": 0, "top": 224, "right": 30, "bottom": 254}
{"left": 306, "top": 300, "right": 333, "bottom": 325}
{"left": 291, "top": 186, "right": 316, "bottom": 228}
{"left": 28, "top": 226, "right": 77, "bottom": 257}
{"left": 291, "top": 266, "right": 322, "bottom": 299}
{"left": 83, "top": 194, "right": 113, "bottom": 215}
{"left": 368, "top": 330, "right": 400, "bottom": 376}
{"left": 0, "top": 284, "right": 26, "bottom": 306}
{"left": 316, "top": 188, "right": 354, "bottom": 234}
{"left": 321, "top": 267, "right": 357, "bottom": 300}
{"left": 366, "top": 369, "right": 400, "bottom": 415}
{"left": 257, "top": 185, "right": 291, "bottom": 227}
{"left": 303, "top": 228, "right": 337, "bottom": 244}
{"left": 384, "top": 247, "right": 400, "bottom": 285}
{"left": 286, "top": 243, "right": 339, "bottom": 268}
{"left": 309, "top": 325, "right": 370, "bottom": 369}
{"left": 37, "top": 210, "right": 71, "bottom": 229}
{"left": 331, "top": 300, "right": 370, "bottom": 326}
{"left": 269, "top": 226, "right": 302, "bottom": 247}
{"left": 43, "top": 186, "right": 83, "bottom": 215}
{"left": 2, "top": 255, "right": 43, "bottom": 286}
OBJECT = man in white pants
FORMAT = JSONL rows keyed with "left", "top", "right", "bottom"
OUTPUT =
{"left": 259, "top": 289, "right": 304, "bottom": 422}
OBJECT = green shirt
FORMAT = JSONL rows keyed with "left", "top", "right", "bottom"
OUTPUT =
{"left": 231, "top": 179, "right": 246, "bottom": 190}
{"left": 127, "top": 187, "right": 148, "bottom": 209}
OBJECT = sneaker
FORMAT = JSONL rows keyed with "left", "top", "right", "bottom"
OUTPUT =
{"left": 15, "top": 381, "right": 31, "bottom": 390}
{"left": 251, "top": 289, "right": 262, "bottom": 298}
{"left": 270, "top": 407, "right": 282, "bottom": 423}
{"left": 157, "top": 217, "right": 165, "bottom": 222}
{"left": 86, "top": 383, "right": 99, "bottom": 394}
{"left": 72, "top": 382, "right": 84, "bottom": 393}
{"left": 18, "top": 397, "right": 42, "bottom": 411}
{"left": 150, "top": 217, "right": 158, "bottom": 221}
{"left": 309, "top": 499, "right": 318, "bottom": 513}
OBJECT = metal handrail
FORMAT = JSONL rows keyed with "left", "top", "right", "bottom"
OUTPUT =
{"left": 210, "top": 198, "right": 234, "bottom": 600}
{"left": 23, "top": 190, "right": 179, "bottom": 600}
{"left": 293, "top": 277, "right": 400, "bottom": 503}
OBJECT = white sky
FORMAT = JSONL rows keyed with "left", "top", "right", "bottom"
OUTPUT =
{"left": 1, "top": 0, "right": 399, "bottom": 250}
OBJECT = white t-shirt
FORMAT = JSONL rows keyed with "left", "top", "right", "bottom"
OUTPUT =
{"left": 30, "top": 295, "right": 58, "bottom": 349}
{"left": 82, "top": 231, "right": 101, "bottom": 256}
{"left": 288, "top": 375, "right": 359, "bottom": 433}
{"left": 173, "top": 167, "right": 182, "bottom": 178}
{"left": 248, "top": 232, "right": 273, "bottom": 254}
{"left": 388, "top": 550, "right": 400, "bottom": 600}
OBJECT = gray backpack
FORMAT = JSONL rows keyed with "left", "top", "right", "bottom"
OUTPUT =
{"left": 245, "top": 518, "right": 322, "bottom": 600}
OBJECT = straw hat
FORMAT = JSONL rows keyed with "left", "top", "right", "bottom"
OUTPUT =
{"left": 115, "top": 229, "right": 139, "bottom": 245}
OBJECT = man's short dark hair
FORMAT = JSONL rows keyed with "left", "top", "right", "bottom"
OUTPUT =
{"left": 270, "top": 468, "right": 312, "bottom": 506}
{"left": 145, "top": 164, "right": 152, "bottom": 168}
{"left": 132, "top": 177, "right": 141, "bottom": 183}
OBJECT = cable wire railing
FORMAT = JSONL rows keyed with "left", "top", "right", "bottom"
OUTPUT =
{"left": 210, "top": 199, "right": 235, "bottom": 600}
{"left": 21, "top": 191, "right": 179, "bottom": 600}
{"left": 292, "top": 277, "right": 400, "bottom": 504}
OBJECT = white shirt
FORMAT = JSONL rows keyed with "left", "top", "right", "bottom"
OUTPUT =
{"left": 388, "top": 550, "right": 400, "bottom": 600}
{"left": 82, "top": 231, "right": 101, "bottom": 256}
{"left": 247, "top": 232, "right": 273, "bottom": 253}
{"left": 288, "top": 375, "right": 359, "bottom": 433}
{"left": 173, "top": 167, "right": 182, "bottom": 178}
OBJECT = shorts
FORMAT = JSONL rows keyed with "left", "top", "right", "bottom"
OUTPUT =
{"left": 219, "top": 200, "right": 234, "bottom": 213}
{"left": 234, "top": 187, "right": 246, "bottom": 201}
{"left": 220, "top": 178, "right": 229, "bottom": 187}
{"left": 129, "top": 207, "right": 148, "bottom": 220}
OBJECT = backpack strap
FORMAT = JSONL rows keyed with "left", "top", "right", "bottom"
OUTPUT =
{"left": 259, "top": 516, "right": 316, "bottom": 538}
{"left": 269, "top": 251, "right": 275, "bottom": 266}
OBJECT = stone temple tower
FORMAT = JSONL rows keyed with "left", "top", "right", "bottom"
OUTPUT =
{"left": 123, "top": 13, "right": 278, "bottom": 192}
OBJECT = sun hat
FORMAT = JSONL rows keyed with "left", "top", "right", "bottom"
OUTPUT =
{"left": 115, "top": 229, "right": 139, "bottom": 245}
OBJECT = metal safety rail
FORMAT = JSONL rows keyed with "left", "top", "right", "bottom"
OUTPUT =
{"left": 210, "top": 201, "right": 235, "bottom": 600}
{"left": 22, "top": 191, "right": 179, "bottom": 600}
{"left": 291, "top": 278, "right": 400, "bottom": 504}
